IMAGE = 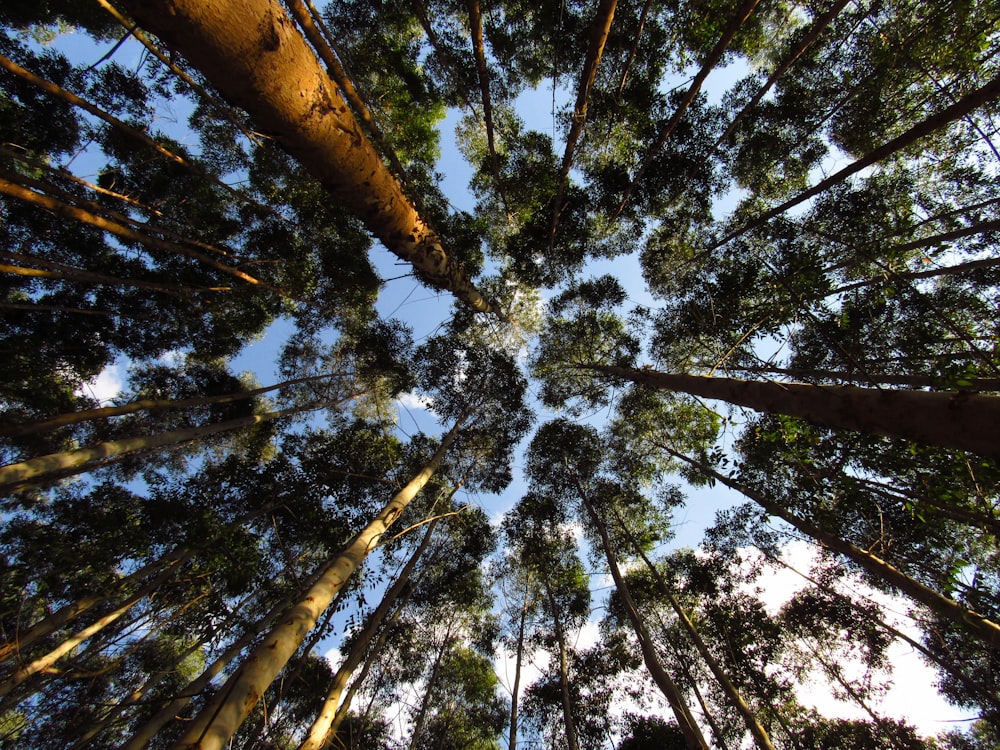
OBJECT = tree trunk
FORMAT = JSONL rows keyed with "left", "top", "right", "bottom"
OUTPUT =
{"left": 1, "top": 373, "right": 343, "bottom": 439}
{"left": 168, "top": 418, "right": 464, "bottom": 750}
{"left": 300, "top": 514, "right": 441, "bottom": 750}
{"left": 0, "top": 549, "right": 190, "bottom": 671}
{"left": 628, "top": 536, "right": 775, "bottom": 750}
{"left": 728, "top": 363, "right": 1000, "bottom": 391}
{"left": 0, "top": 399, "right": 333, "bottom": 492}
{"left": 616, "top": 0, "right": 761, "bottom": 216}
{"left": 542, "top": 578, "right": 582, "bottom": 750}
{"left": 119, "top": 565, "right": 323, "bottom": 750}
{"left": 407, "top": 616, "right": 456, "bottom": 750}
{"left": 508, "top": 585, "right": 530, "bottom": 750}
{"left": 716, "top": 0, "right": 852, "bottom": 146}
{"left": 121, "top": 0, "right": 498, "bottom": 316}
{"left": 665, "top": 447, "right": 1000, "bottom": 651}
{"left": 578, "top": 495, "right": 708, "bottom": 750}
{"left": 549, "top": 0, "right": 618, "bottom": 245}
{"left": 0, "top": 561, "right": 182, "bottom": 702}
{"left": 712, "top": 71, "right": 1000, "bottom": 248}
{"left": 585, "top": 364, "right": 1000, "bottom": 460}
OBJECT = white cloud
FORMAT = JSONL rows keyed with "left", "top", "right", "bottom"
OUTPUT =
{"left": 76, "top": 362, "right": 124, "bottom": 404}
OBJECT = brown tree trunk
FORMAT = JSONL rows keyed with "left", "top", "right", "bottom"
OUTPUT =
{"left": 549, "top": 0, "right": 618, "bottom": 245}
{"left": 585, "top": 364, "right": 1000, "bottom": 460}
{"left": 542, "top": 578, "right": 583, "bottom": 750}
{"left": 627, "top": 534, "right": 775, "bottom": 750}
{"left": 579, "top": 495, "right": 708, "bottom": 750}
{"left": 712, "top": 71, "right": 1000, "bottom": 248}
{"left": 616, "top": 0, "right": 760, "bottom": 216}
{"left": 121, "top": 0, "right": 498, "bottom": 316}
{"left": 0, "top": 399, "right": 334, "bottom": 492}
{"left": 299, "top": 514, "right": 441, "bottom": 750}
{"left": 665, "top": 446, "right": 1000, "bottom": 651}
{"left": 168, "top": 418, "right": 464, "bottom": 750}
{"left": 717, "top": 0, "right": 852, "bottom": 146}
{"left": 1, "top": 372, "right": 342, "bottom": 439}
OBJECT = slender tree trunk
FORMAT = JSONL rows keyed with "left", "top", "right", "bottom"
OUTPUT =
{"left": 0, "top": 173, "right": 297, "bottom": 300}
{"left": 542, "top": 578, "right": 582, "bottom": 750}
{"left": 300, "top": 514, "right": 441, "bottom": 750}
{"left": 122, "top": 0, "right": 498, "bottom": 316}
{"left": 0, "top": 399, "right": 333, "bottom": 492}
{"left": 578, "top": 495, "right": 708, "bottom": 750}
{"left": 549, "top": 0, "right": 618, "bottom": 245}
{"left": 0, "top": 255, "right": 225, "bottom": 298}
{"left": 281, "top": 0, "right": 410, "bottom": 185}
{"left": 119, "top": 565, "right": 323, "bottom": 750}
{"left": 508, "top": 584, "right": 530, "bottom": 750}
{"left": 584, "top": 364, "right": 1000, "bottom": 460}
{"left": 0, "top": 561, "right": 182, "bottom": 702}
{"left": 717, "top": 0, "right": 852, "bottom": 146}
{"left": 616, "top": 0, "right": 760, "bottom": 216}
{"left": 774, "top": 554, "right": 1000, "bottom": 720}
{"left": 407, "top": 616, "right": 456, "bottom": 750}
{"left": 712, "top": 71, "right": 1000, "bottom": 248}
{"left": 630, "top": 540, "right": 775, "bottom": 750}
{"left": 0, "top": 549, "right": 189, "bottom": 667}
{"left": 466, "top": 0, "right": 509, "bottom": 215}
{"left": 167, "top": 418, "right": 464, "bottom": 750}
{"left": 1, "top": 372, "right": 343, "bottom": 439}
{"left": 665, "top": 447, "right": 1000, "bottom": 650}
{"left": 614, "top": 0, "right": 653, "bottom": 101}
{"left": 671, "top": 646, "right": 729, "bottom": 750}
{"left": 727, "top": 363, "right": 1000, "bottom": 391}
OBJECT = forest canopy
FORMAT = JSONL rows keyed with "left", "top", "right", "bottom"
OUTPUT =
{"left": 1, "top": 0, "right": 1000, "bottom": 748}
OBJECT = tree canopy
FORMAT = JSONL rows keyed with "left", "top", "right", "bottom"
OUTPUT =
{"left": 2, "top": 0, "right": 1000, "bottom": 748}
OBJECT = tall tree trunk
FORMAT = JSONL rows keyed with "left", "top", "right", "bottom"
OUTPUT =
{"left": 627, "top": 534, "right": 775, "bottom": 750}
{"left": 466, "top": 0, "right": 510, "bottom": 215}
{"left": 578, "top": 495, "right": 708, "bottom": 750}
{"left": 119, "top": 564, "right": 325, "bottom": 750}
{"left": 300, "top": 514, "right": 441, "bottom": 750}
{"left": 121, "top": 0, "right": 498, "bottom": 316}
{"left": 541, "top": 578, "right": 582, "bottom": 750}
{"left": 0, "top": 399, "right": 334, "bottom": 491}
{"left": 664, "top": 446, "right": 1000, "bottom": 651}
{"left": 711, "top": 71, "right": 1000, "bottom": 248}
{"left": 0, "top": 561, "right": 182, "bottom": 701}
{"left": 0, "top": 549, "right": 189, "bottom": 666}
{"left": 716, "top": 0, "right": 852, "bottom": 146}
{"left": 584, "top": 364, "right": 1000, "bottom": 460}
{"left": 728, "top": 363, "right": 1000, "bottom": 391}
{"left": 407, "top": 616, "right": 456, "bottom": 750}
{"left": 616, "top": 0, "right": 760, "bottom": 216}
{"left": 508, "top": 583, "right": 530, "bottom": 750}
{"left": 549, "top": 0, "right": 618, "bottom": 246}
{"left": 1, "top": 373, "right": 343, "bottom": 439}
{"left": 168, "top": 418, "right": 464, "bottom": 750}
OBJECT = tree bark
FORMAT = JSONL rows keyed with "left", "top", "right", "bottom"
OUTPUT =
{"left": 119, "top": 566, "right": 322, "bottom": 750}
{"left": 712, "top": 71, "right": 1000, "bottom": 248}
{"left": 542, "top": 578, "right": 582, "bottom": 750}
{"left": 716, "top": 0, "right": 852, "bottom": 146}
{"left": 0, "top": 561, "right": 182, "bottom": 701}
{"left": 0, "top": 399, "right": 332, "bottom": 492}
{"left": 1, "top": 372, "right": 342, "bottom": 439}
{"left": 167, "top": 418, "right": 463, "bottom": 750}
{"left": 299, "top": 515, "right": 440, "bottom": 750}
{"left": 0, "top": 549, "right": 189, "bottom": 668}
{"left": 549, "top": 0, "right": 618, "bottom": 245}
{"left": 616, "top": 0, "right": 760, "bottom": 216}
{"left": 508, "top": 584, "right": 530, "bottom": 750}
{"left": 665, "top": 447, "right": 1000, "bottom": 651}
{"left": 627, "top": 535, "right": 775, "bottom": 750}
{"left": 578, "top": 495, "right": 708, "bottom": 750}
{"left": 584, "top": 364, "right": 1000, "bottom": 460}
{"left": 121, "top": 0, "right": 498, "bottom": 316}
